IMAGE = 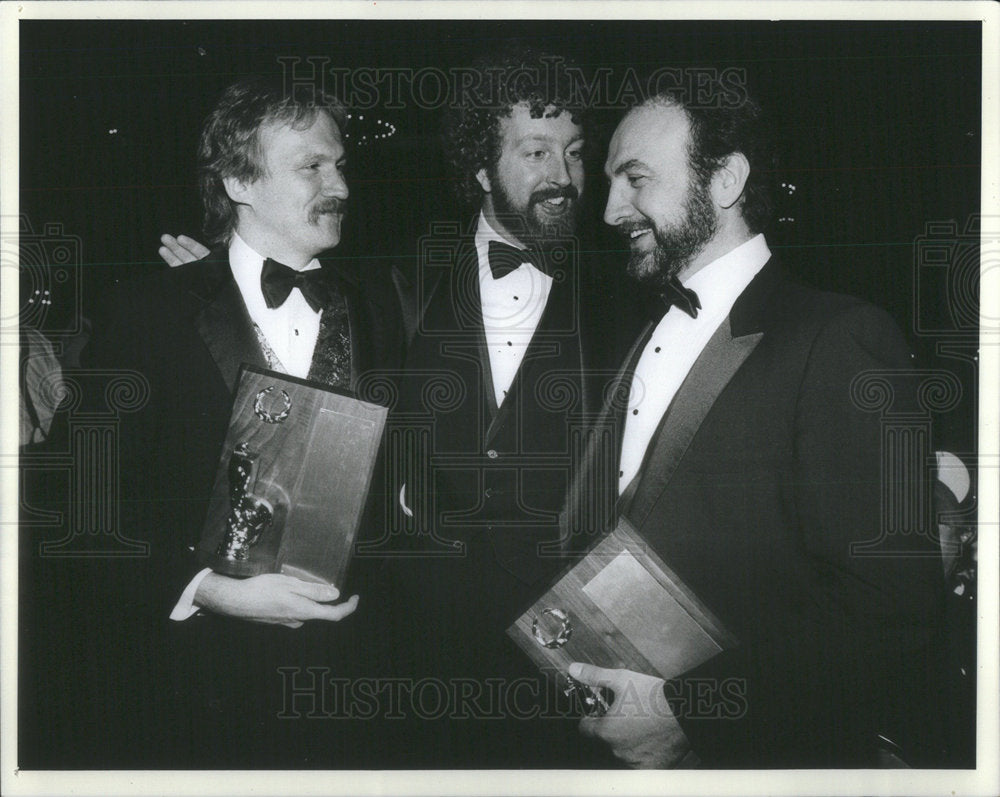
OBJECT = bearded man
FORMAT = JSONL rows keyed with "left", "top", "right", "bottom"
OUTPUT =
{"left": 565, "top": 86, "right": 945, "bottom": 768}
{"left": 369, "top": 47, "right": 622, "bottom": 767}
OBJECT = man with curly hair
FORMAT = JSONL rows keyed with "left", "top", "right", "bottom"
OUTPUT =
{"left": 376, "top": 48, "right": 621, "bottom": 767}
{"left": 155, "top": 51, "right": 623, "bottom": 767}
{"left": 440, "top": 52, "right": 586, "bottom": 242}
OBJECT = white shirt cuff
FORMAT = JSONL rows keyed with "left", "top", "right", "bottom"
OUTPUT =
{"left": 169, "top": 568, "right": 213, "bottom": 621}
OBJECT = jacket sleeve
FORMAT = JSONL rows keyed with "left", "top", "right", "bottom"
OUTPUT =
{"left": 663, "top": 303, "right": 946, "bottom": 766}
{"left": 80, "top": 279, "right": 212, "bottom": 624}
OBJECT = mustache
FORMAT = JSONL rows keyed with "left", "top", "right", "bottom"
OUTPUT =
{"left": 530, "top": 185, "right": 580, "bottom": 205}
{"left": 310, "top": 198, "right": 347, "bottom": 219}
{"left": 617, "top": 220, "right": 653, "bottom": 238}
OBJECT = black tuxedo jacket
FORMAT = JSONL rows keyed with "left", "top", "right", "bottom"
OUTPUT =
{"left": 76, "top": 249, "right": 405, "bottom": 767}
{"left": 566, "top": 259, "right": 946, "bottom": 766}
{"left": 367, "top": 236, "right": 625, "bottom": 767}
{"left": 92, "top": 251, "right": 404, "bottom": 609}
{"left": 384, "top": 239, "right": 602, "bottom": 629}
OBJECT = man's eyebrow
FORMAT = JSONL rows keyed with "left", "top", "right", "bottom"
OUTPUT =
{"left": 294, "top": 150, "right": 346, "bottom": 164}
{"left": 511, "top": 133, "right": 585, "bottom": 146}
{"left": 610, "top": 158, "right": 647, "bottom": 177}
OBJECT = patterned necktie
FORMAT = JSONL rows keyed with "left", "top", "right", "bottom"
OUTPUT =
{"left": 261, "top": 258, "right": 332, "bottom": 313}
{"left": 487, "top": 240, "right": 545, "bottom": 279}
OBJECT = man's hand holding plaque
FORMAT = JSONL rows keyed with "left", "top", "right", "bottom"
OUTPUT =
{"left": 569, "top": 662, "right": 697, "bottom": 769}
{"left": 507, "top": 519, "right": 735, "bottom": 766}
{"left": 194, "top": 572, "right": 358, "bottom": 628}
{"left": 192, "top": 366, "right": 388, "bottom": 625}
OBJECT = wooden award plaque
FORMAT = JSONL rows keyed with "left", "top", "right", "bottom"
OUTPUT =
{"left": 508, "top": 519, "right": 737, "bottom": 686}
{"left": 197, "top": 366, "right": 388, "bottom": 587}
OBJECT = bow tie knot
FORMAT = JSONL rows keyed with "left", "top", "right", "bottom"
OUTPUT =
{"left": 648, "top": 274, "right": 701, "bottom": 323}
{"left": 487, "top": 240, "right": 546, "bottom": 279}
{"left": 260, "top": 258, "right": 331, "bottom": 312}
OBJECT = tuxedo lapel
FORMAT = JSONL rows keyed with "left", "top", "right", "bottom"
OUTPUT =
{"left": 308, "top": 257, "right": 358, "bottom": 387}
{"left": 622, "top": 317, "right": 763, "bottom": 527}
{"left": 192, "top": 254, "right": 266, "bottom": 394}
{"left": 193, "top": 253, "right": 383, "bottom": 393}
{"left": 411, "top": 240, "right": 497, "bottom": 429}
{"left": 451, "top": 243, "right": 500, "bottom": 424}
{"left": 556, "top": 319, "right": 655, "bottom": 552}
{"left": 622, "top": 259, "right": 784, "bottom": 528}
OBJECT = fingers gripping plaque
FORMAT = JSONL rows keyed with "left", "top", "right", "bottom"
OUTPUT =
{"left": 531, "top": 607, "right": 610, "bottom": 717}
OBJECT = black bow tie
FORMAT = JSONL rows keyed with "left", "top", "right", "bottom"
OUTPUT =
{"left": 260, "top": 258, "right": 331, "bottom": 313}
{"left": 650, "top": 275, "right": 701, "bottom": 322}
{"left": 487, "top": 240, "right": 545, "bottom": 280}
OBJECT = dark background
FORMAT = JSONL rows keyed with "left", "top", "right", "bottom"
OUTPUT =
{"left": 17, "top": 18, "right": 982, "bottom": 769}
{"left": 20, "top": 18, "right": 981, "bottom": 452}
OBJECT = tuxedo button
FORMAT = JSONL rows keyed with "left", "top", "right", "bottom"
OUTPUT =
{"left": 486, "top": 449, "right": 499, "bottom": 459}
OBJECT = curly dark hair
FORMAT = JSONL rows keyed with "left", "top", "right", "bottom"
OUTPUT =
{"left": 198, "top": 76, "right": 348, "bottom": 246}
{"left": 441, "top": 47, "right": 591, "bottom": 208}
{"left": 645, "top": 84, "right": 776, "bottom": 234}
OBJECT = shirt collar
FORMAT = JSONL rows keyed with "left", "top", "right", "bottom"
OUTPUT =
{"left": 474, "top": 212, "right": 546, "bottom": 282}
{"left": 475, "top": 213, "right": 506, "bottom": 272}
{"left": 680, "top": 233, "right": 771, "bottom": 319}
{"left": 229, "top": 233, "right": 321, "bottom": 276}
{"left": 228, "top": 233, "right": 322, "bottom": 311}
{"left": 475, "top": 211, "right": 516, "bottom": 248}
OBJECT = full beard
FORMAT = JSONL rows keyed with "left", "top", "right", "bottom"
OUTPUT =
{"left": 625, "top": 177, "right": 717, "bottom": 290}
{"left": 490, "top": 177, "right": 580, "bottom": 244}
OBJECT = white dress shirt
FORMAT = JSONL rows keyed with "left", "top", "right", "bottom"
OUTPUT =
{"left": 618, "top": 234, "right": 771, "bottom": 493}
{"left": 398, "top": 214, "right": 554, "bottom": 518}
{"left": 228, "top": 233, "right": 322, "bottom": 379}
{"left": 170, "top": 234, "right": 325, "bottom": 621}
{"left": 475, "top": 213, "right": 553, "bottom": 407}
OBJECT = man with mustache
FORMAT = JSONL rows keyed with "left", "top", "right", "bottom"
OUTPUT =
{"left": 154, "top": 52, "right": 627, "bottom": 766}
{"left": 565, "top": 85, "right": 945, "bottom": 767}
{"left": 83, "top": 77, "right": 405, "bottom": 765}
{"left": 366, "top": 47, "right": 624, "bottom": 767}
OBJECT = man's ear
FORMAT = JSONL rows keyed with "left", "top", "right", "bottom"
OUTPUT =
{"left": 222, "top": 175, "right": 251, "bottom": 204}
{"left": 475, "top": 168, "right": 492, "bottom": 194}
{"left": 711, "top": 152, "right": 750, "bottom": 210}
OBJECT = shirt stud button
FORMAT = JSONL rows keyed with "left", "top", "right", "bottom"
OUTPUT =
{"left": 486, "top": 449, "right": 499, "bottom": 459}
